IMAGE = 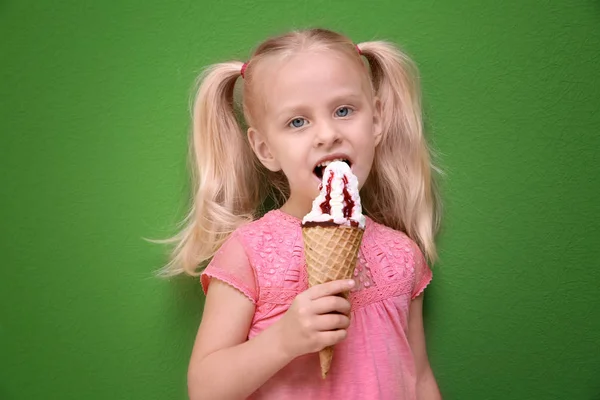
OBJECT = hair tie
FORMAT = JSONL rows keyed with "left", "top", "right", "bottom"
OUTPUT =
{"left": 356, "top": 44, "right": 362, "bottom": 55}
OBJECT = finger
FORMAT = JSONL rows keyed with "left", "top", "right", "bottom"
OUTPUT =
{"left": 312, "top": 296, "right": 352, "bottom": 315}
{"left": 318, "top": 329, "right": 348, "bottom": 348}
{"left": 314, "top": 313, "right": 351, "bottom": 332}
{"left": 307, "top": 279, "right": 355, "bottom": 300}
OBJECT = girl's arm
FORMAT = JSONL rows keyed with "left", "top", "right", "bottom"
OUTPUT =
{"left": 408, "top": 293, "right": 443, "bottom": 400}
{"left": 187, "top": 279, "right": 291, "bottom": 400}
{"left": 188, "top": 278, "right": 355, "bottom": 400}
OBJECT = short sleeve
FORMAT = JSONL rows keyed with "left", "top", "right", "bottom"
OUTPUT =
{"left": 411, "top": 241, "right": 433, "bottom": 300}
{"left": 201, "top": 232, "right": 258, "bottom": 304}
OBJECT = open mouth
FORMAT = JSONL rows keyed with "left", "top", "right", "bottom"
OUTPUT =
{"left": 313, "top": 158, "right": 352, "bottom": 180}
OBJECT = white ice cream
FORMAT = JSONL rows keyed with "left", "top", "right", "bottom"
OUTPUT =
{"left": 302, "top": 161, "right": 366, "bottom": 229}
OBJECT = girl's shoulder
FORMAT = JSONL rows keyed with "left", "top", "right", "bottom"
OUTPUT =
{"left": 363, "top": 217, "right": 432, "bottom": 300}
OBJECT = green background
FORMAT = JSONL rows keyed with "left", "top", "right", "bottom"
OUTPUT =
{"left": 1, "top": 0, "right": 599, "bottom": 399}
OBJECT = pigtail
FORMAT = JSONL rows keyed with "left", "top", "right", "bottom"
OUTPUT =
{"left": 358, "top": 41, "right": 443, "bottom": 264}
{"left": 154, "top": 62, "right": 265, "bottom": 277}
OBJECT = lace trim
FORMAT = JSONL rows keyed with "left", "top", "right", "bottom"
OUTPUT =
{"left": 260, "top": 288, "right": 300, "bottom": 305}
{"left": 350, "top": 280, "right": 412, "bottom": 309}
{"left": 411, "top": 267, "right": 433, "bottom": 299}
{"left": 353, "top": 249, "right": 376, "bottom": 291}
{"left": 201, "top": 271, "right": 257, "bottom": 304}
{"left": 258, "top": 279, "right": 412, "bottom": 309}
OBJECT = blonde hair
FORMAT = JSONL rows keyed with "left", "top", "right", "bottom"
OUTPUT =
{"left": 151, "top": 28, "right": 443, "bottom": 277}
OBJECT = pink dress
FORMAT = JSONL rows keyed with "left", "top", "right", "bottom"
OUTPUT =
{"left": 201, "top": 209, "right": 433, "bottom": 399}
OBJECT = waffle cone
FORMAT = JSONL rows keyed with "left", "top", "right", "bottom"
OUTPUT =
{"left": 302, "top": 224, "right": 364, "bottom": 379}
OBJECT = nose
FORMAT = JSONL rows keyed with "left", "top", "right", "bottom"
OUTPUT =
{"left": 313, "top": 120, "right": 342, "bottom": 148}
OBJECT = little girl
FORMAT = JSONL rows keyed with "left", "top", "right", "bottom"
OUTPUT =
{"left": 160, "top": 28, "right": 443, "bottom": 400}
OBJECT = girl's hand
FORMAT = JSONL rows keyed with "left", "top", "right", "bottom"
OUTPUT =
{"left": 274, "top": 279, "right": 355, "bottom": 359}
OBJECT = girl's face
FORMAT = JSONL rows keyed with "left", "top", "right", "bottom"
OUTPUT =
{"left": 248, "top": 50, "right": 382, "bottom": 217}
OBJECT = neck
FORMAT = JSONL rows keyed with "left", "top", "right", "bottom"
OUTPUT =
{"left": 280, "top": 194, "right": 312, "bottom": 220}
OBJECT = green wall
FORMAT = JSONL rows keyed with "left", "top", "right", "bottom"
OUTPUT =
{"left": 1, "top": 1, "right": 599, "bottom": 399}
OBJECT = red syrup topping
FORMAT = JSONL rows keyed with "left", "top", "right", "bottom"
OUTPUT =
{"left": 341, "top": 176, "right": 355, "bottom": 218}
{"left": 319, "top": 173, "right": 334, "bottom": 215}
{"left": 318, "top": 173, "right": 356, "bottom": 218}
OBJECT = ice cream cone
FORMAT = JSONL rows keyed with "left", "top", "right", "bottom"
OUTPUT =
{"left": 302, "top": 224, "right": 364, "bottom": 379}
{"left": 301, "top": 160, "right": 366, "bottom": 378}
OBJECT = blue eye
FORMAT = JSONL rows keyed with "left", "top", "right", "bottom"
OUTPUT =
{"left": 335, "top": 107, "right": 352, "bottom": 117}
{"left": 289, "top": 118, "right": 306, "bottom": 128}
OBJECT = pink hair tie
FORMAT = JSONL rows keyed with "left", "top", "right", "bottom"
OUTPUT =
{"left": 356, "top": 44, "right": 362, "bottom": 55}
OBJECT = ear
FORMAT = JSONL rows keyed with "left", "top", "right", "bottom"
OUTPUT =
{"left": 247, "top": 127, "right": 281, "bottom": 171}
{"left": 372, "top": 97, "right": 383, "bottom": 146}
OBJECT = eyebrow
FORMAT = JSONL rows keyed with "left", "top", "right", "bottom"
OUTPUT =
{"left": 328, "top": 93, "right": 364, "bottom": 106}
